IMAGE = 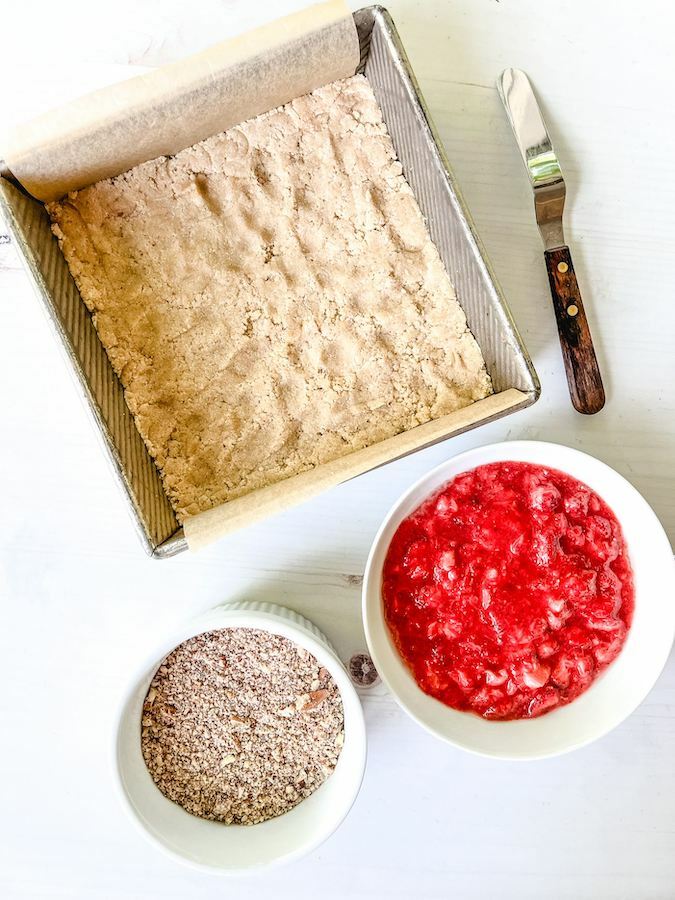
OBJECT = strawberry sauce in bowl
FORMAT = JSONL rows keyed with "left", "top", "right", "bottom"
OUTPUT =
{"left": 382, "top": 461, "right": 634, "bottom": 721}
{"left": 363, "top": 442, "right": 675, "bottom": 759}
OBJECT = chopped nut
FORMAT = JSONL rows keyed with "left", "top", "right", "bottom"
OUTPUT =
{"left": 229, "top": 715, "right": 251, "bottom": 726}
{"left": 302, "top": 689, "right": 329, "bottom": 711}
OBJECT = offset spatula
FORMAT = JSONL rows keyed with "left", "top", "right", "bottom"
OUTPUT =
{"left": 498, "top": 68, "right": 605, "bottom": 415}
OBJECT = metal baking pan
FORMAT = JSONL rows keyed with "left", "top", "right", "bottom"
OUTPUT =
{"left": 0, "top": 5, "right": 539, "bottom": 557}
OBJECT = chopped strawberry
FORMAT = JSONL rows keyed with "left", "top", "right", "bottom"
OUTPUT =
{"left": 527, "top": 687, "right": 560, "bottom": 717}
{"left": 564, "top": 487, "right": 591, "bottom": 519}
{"left": 521, "top": 662, "right": 551, "bottom": 689}
{"left": 435, "top": 494, "right": 458, "bottom": 515}
{"left": 537, "top": 638, "right": 559, "bottom": 659}
{"left": 529, "top": 482, "right": 562, "bottom": 512}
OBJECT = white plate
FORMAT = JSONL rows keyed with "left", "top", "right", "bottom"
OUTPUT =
{"left": 115, "top": 600, "right": 366, "bottom": 873}
{"left": 363, "top": 440, "right": 675, "bottom": 759}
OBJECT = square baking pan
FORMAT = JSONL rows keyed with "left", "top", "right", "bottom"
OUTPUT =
{"left": 0, "top": 5, "right": 539, "bottom": 557}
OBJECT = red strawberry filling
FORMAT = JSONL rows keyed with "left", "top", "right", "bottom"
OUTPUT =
{"left": 382, "top": 462, "right": 634, "bottom": 720}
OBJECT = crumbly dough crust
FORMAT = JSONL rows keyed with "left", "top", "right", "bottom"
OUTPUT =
{"left": 47, "top": 74, "right": 492, "bottom": 520}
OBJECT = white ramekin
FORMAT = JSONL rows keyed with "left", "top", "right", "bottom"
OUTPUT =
{"left": 363, "top": 440, "right": 675, "bottom": 760}
{"left": 114, "top": 600, "right": 367, "bottom": 873}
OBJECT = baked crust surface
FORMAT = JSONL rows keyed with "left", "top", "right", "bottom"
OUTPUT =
{"left": 48, "top": 75, "right": 492, "bottom": 520}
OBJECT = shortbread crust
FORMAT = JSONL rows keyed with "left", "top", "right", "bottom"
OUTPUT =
{"left": 48, "top": 75, "right": 492, "bottom": 520}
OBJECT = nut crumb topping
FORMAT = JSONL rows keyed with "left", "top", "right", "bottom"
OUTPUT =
{"left": 141, "top": 628, "right": 344, "bottom": 825}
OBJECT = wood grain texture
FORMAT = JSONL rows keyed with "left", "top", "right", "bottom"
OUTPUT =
{"left": 1, "top": 1, "right": 675, "bottom": 898}
{"left": 545, "top": 246, "right": 605, "bottom": 414}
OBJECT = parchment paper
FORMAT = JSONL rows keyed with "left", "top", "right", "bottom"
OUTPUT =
{"left": 183, "top": 390, "right": 529, "bottom": 551}
{"left": 3, "top": 0, "right": 359, "bottom": 201}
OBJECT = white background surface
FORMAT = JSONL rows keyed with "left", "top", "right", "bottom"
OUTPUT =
{"left": 1, "top": 1, "right": 674, "bottom": 897}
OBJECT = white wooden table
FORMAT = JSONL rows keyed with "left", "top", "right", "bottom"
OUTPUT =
{"left": 2, "top": 1, "right": 674, "bottom": 897}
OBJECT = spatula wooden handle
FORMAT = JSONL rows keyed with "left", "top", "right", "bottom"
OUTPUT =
{"left": 544, "top": 246, "right": 605, "bottom": 415}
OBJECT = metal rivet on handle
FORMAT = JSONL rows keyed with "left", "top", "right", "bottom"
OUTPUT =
{"left": 558, "top": 261, "right": 568, "bottom": 273}
{"left": 567, "top": 304, "right": 579, "bottom": 317}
